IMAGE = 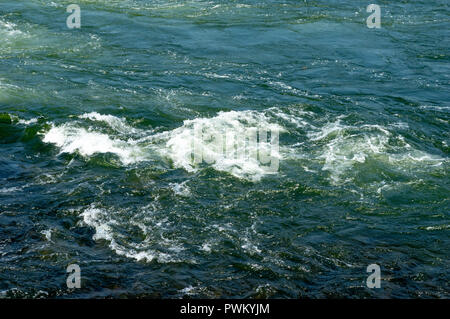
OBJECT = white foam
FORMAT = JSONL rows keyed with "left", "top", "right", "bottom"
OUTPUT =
{"left": 241, "top": 238, "right": 262, "bottom": 255}
{"left": 307, "top": 119, "right": 447, "bottom": 184}
{"left": 42, "top": 124, "right": 146, "bottom": 165}
{"left": 0, "top": 20, "right": 23, "bottom": 37}
{"left": 267, "top": 106, "right": 315, "bottom": 129}
{"left": 419, "top": 105, "right": 450, "bottom": 111}
{"left": 0, "top": 114, "right": 38, "bottom": 125}
{"left": 424, "top": 225, "right": 449, "bottom": 231}
{"left": 200, "top": 243, "right": 212, "bottom": 253}
{"left": 80, "top": 205, "right": 191, "bottom": 264}
{"left": 0, "top": 186, "right": 21, "bottom": 193}
{"left": 42, "top": 111, "right": 284, "bottom": 180}
{"left": 307, "top": 117, "right": 350, "bottom": 141}
{"left": 81, "top": 207, "right": 151, "bottom": 262}
{"left": 179, "top": 286, "right": 196, "bottom": 295}
{"left": 18, "top": 118, "right": 38, "bottom": 125}
{"left": 159, "top": 110, "right": 285, "bottom": 181}
{"left": 41, "top": 229, "right": 52, "bottom": 241}
{"left": 79, "top": 112, "right": 144, "bottom": 135}
{"left": 169, "top": 181, "right": 191, "bottom": 197}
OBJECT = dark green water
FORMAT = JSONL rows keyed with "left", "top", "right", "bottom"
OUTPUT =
{"left": 0, "top": 0, "right": 449, "bottom": 298}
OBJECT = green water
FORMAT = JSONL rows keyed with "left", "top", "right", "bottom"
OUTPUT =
{"left": 0, "top": 0, "right": 449, "bottom": 298}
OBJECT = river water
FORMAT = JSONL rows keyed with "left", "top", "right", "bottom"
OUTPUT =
{"left": 0, "top": 0, "right": 449, "bottom": 298}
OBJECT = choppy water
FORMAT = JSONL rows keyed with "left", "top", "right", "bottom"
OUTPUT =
{"left": 0, "top": 0, "right": 449, "bottom": 298}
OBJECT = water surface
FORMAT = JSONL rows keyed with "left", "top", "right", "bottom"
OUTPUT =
{"left": 0, "top": 0, "right": 449, "bottom": 298}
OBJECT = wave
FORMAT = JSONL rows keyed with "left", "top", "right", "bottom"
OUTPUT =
{"left": 0, "top": 186, "right": 22, "bottom": 193}
{"left": 40, "top": 110, "right": 447, "bottom": 186}
{"left": 78, "top": 112, "right": 145, "bottom": 136}
{"left": 79, "top": 200, "right": 265, "bottom": 264}
{"left": 304, "top": 117, "right": 447, "bottom": 184}
{"left": 38, "top": 109, "right": 448, "bottom": 265}
{"left": 158, "top": 110, "right": 285, "bottom": 181}
{"left": 0, "top": 19, "right": 24, "bottom": 38}
{"left": 42, "top": 110, "right": 285, "bottom": 181}
{"left": 42, "top": 123, "right": 147, "bottom": 165}
{"left": 80, "top": 204, "right": 191, "bottom": 263}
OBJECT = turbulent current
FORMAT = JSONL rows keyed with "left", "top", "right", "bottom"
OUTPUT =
{"left": 0, "top": 0, "right": 449, "bottom": 298}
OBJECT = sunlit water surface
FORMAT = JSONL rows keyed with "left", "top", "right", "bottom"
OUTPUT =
{"left": 0, "top": 0, "right": 449, "bottom": 298}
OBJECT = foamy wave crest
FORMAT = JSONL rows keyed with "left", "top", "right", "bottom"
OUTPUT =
{"left": 42, "top": 123, "right": 146, "bottom": 165}
{"left": 307, "top": 119, "right": 447, "bottom": 184}
{"left": 42, "top": 111, "right": 285, "bottom": 181}
{"left": 0, "top": 19, "right": 24, "bottom": 37}
{"left": 79, "top": 112, "right": 144, "bottom": 135}
{"left": 158, "top": 110, "right": 285, "bottom": 181}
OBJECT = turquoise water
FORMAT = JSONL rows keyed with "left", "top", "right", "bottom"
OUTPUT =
{"left": 0, "top": 0, "right": 449, "bottom": 298}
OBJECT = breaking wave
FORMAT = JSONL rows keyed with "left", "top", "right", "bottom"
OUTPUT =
{"left": 42, "top": 123, "right": 147, "bottom": 165}
{"left": 159, "top": 110, "right": 285, "bottom": 181}
{"left": 42, "top": 110, "right": 286, "bottom": 181}
{"left": 305, "top": 117, "right": 446, "bottom": 184}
